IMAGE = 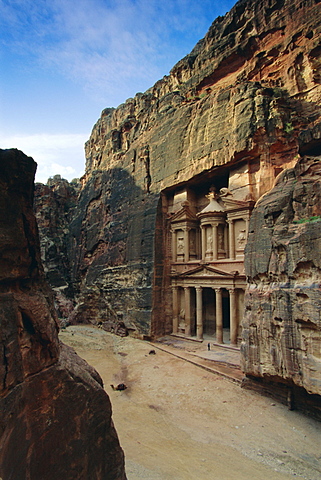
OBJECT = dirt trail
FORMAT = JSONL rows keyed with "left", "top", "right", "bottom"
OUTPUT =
{"left": 59, "top": 326, "right": 321, "bottom": 480}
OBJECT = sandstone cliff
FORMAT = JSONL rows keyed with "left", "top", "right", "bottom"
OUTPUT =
{"left": 35, "top": 0, "right": 321, "bottom": 407}
{"left": 242, "top": 154, "right": 321, "bottom": 413}
{"left": 65, "top": 0, "right": 320, "bottom": 333}
{"left": 0, "top": 149, "right": 126, "bottom": 479}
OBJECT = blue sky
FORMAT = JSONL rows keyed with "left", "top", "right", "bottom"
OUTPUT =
{"left": 0, "top": 0, "right": 236, "bottom": 183}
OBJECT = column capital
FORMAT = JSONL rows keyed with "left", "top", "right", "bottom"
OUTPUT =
{"left": 226, "top": 287, "right": 236, "bottom": 293}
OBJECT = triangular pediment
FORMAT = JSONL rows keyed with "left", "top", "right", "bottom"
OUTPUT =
{"left": 174, "top": 265, "right": 237, "bottom": 278}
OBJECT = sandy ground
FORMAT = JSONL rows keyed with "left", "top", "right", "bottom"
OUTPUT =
{"left": 59, "top": 326, "right": 321, "bottom": 480}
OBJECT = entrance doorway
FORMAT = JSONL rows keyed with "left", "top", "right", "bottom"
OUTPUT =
{"left": 222, "top": 288, "right": 230, "bottom": 328}
{"left": 203, "top": 287, "right": 215, "bottom": 335}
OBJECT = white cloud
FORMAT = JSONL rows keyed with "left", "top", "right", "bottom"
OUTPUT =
{"left": 1, "top": 0, "right": 235, "bottom": 105}
{"left": 0, "top": 0, "right": 236, "bottom": 185}
{"left": 0, "top": 133, "right": 86, "bottom": 183}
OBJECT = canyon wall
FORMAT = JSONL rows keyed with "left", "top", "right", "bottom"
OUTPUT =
{"left": 35, "top": 0, "right": 321, "bottom": 404}
{"left": 242, "top": 155, "right": 321, "bottom": 414}
{"left": 0, "top": 149, "right": 126, "bottom": 479}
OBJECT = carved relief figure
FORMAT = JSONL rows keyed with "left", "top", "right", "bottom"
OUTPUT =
{"left": 189, "top": 230, "right": 196, "bottom": 255}
{"left": 179, "top": 308, "right": 185, "bottom": 331}
{"left": 206, "top": 232, "right": 213, "bottom": 252}
{"left": 237, "top": 229, "right": 246, "bottom": 247}
{"left": 177, "top": 236, "right": 184, "bottom": 253}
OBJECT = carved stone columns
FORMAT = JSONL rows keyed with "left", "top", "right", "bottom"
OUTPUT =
{"left": 201, "top": 226, "right": 206, "bottom": 260}
{"left": 183, "top": 227, "right": 189, "bottom": 262}
{"left": 214, "top": 288, "right": 223, "bottom": 344}
{"left": 195, "top": 286, "right": 203, "bottom": 339}
{"left": 171, "top": 229, "right": 177, "bottom": 262}
{"left": 245, "top": 218, "right": 249, "bottom": 237}
{"left": 228, "top": 288, "right": 238, "bottom": 345}
{"left": 228, "top": 220, "right": 235, "bottom": 260}
{"left": 212, "top": 224, "right": 218, "bottom": 260}
{"left": 172, "top": 286, "right": 179, "bottom": 334}
{"left": 184, "top": 286, "right": 191, "bottom": 336}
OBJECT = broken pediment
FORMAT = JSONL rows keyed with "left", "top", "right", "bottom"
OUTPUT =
{"left": 220, "top": 197, "right": 254, "bottom": 213}
{"left": 169, "top": 201, "right": 198, "bottom": 225}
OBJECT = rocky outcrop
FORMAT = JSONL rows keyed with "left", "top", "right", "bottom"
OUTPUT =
{"left": 242, "top": 154, "right": 321, "bottom": 416}
{"left": 0, "top": 149, "right": 126, "bottom": 479}
{"left": 34, "top": 176, "right": 80, "bottom": 325}
{"left": 34, "top": 176, "right": 80, "bottom": 295}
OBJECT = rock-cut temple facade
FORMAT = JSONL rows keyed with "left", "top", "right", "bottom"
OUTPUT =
{"left": 169, "top": 187, "right": 253, "bottom": 345}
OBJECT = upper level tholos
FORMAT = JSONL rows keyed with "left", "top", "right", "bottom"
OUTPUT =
{"left": 169, "top": 187, "right": 254, "bottom": 272}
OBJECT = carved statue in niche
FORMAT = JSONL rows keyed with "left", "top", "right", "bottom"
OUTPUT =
{"left": 218, "top": 230, "right": 224, "bottom": 250}
{"left": 177, "top": 235, "right": 184, "bottom": 253}
{"left": 206, "top": 232, "right": 213, "bottom": 252}
{"left": 189, "top": 230, "right": 196, "bottom": 256}
{"left": 179, "top": 308, "right": 185, "bottom": 332}
{"left": 237, "top": 229, "right": 246, "bottom": 248}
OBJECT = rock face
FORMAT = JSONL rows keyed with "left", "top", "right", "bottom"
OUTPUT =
{"left": 0, "top": 149, "right": 126, "bottom": 480}
{"left": 34, "top": 0, "right": 321, "bottom": 408}
{"left": 34, "top": 176, "right": 80, "bottom": 325}
{"left": 34, "top": 175, "right": 80, "bottom": 297}
{"left": 242, "top": 155, "right": 321, "bottom": 413}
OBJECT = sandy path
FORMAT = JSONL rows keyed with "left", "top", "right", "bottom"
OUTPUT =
{"left": 59, "top": 326, "right": 321, "bottom": 480}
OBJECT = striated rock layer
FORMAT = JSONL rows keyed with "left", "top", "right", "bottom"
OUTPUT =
{"left": 0, "top": 149, "right": 126, "bottom": 480}
{"left": 35, "top": 0, "right": 321, "bottom": 407}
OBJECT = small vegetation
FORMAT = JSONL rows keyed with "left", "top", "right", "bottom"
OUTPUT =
{"left": 284, "top": 122, "right": 294, "bottom": 134}
{"left": 293, "top": 215, "right": 321, "bottom": 224}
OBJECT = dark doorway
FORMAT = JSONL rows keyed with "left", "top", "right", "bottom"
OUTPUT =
{"left": 222, "top": 288, "right": 230, "bottom": 328}
{"left": 203, "top": 287, "right": 215, "bottom": 335}
{"left": 190, "top": 287, "right": 196, "bottom": 336}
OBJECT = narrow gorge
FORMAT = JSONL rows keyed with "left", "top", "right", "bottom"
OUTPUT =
{"left": 33, "top": 0, "right": 321, "bottom": 417}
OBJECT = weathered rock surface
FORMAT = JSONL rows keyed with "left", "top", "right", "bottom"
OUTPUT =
{"left": 34, "top": 0, "right": 321, "bottom": 406}
{"left": 242, "top": 154, "right": 321, "bottom": 413}
{"left": 34, "top": 176, "right": 80, "bottom": 326}
{"left": 0, "top": 149, "right": 126, "bottom": 479}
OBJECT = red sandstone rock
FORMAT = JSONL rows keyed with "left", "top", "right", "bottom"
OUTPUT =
{"left": 0, "top": 149, "right": 126, "bottom": 480}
